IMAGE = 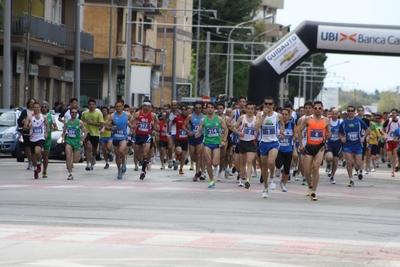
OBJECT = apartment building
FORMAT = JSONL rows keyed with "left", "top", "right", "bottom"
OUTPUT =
{"left": 0, "top": 0, "right": 94, "bottom": 108}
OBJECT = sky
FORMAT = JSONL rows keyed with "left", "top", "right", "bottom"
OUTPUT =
{"left": 276, "top": 0, "right": 400, "bottom": 93}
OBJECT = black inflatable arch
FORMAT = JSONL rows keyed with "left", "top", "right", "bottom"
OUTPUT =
{"left": 248, "top": 20, "right": 400, "bottom": 105}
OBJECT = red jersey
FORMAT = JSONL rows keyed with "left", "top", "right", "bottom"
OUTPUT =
{"left": 172, "top": 115, "right": 188, "bottom": 140}
{"left": 136, "top": 110, "right": 152, "bottom": 135}
{"left": 158, "top": 120, "right": 168, "bottom": 142}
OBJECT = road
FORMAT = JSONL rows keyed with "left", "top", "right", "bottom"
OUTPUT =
{"left": 0, "top": 155, "right": 399, "bottom": 266}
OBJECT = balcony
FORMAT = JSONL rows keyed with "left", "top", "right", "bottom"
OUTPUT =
{"left": 154, "top": 49, "right": 166, "bottom": 70}
{"left": 116, "top": 43, "right": 165, "bottom": 67}
{"left": 66, "top": 31, "right": 95, "bottom": 53}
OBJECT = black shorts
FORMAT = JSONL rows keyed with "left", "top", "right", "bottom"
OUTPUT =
{"left": 159, "top": 140, "right": 168, "bottom": 148}
{"left": 371, "top": 144, "right": 380, "bottom": 156}
{"left": 30, "top": 140, "right": 45, "bottom": 154}
{"left": 23, "top": 135, "right": 31, "bottom": 148}
{"left": 305, "top": 143, "right": 324, "bottom": 157}
{"left": 239, "top": 140, "right": 258, "bottom": 154}
{"left": 174, "top": 139, "right": 188, "bottom": 151}
{"left": 276, "top": 151, "right": 293, "bottom": 175}
{"left": 85, "top": 133, "right": 99, "bottom": 148}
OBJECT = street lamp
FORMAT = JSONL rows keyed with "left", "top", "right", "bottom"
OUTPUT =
{"left": 225, "top": 14, "right": 274, "bottom": 97}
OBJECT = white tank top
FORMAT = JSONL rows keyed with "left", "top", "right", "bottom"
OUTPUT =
{"left": 29, "top": 115, "right": 46, "bottom": 142}
{"left": 168, "top": 110, "right": 179, "bottom": 135}
{"left": 239, "top": 115, "right": 257, "bottom": 141}
{"left": 260, "top": 111, "right": 279, "bottom": 143}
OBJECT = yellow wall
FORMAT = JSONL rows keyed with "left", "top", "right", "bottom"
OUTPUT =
{"left": 13, "top": 0, "right": 44, "bottom": 18}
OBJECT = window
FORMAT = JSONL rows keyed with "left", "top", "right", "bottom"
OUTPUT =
{"left": 138, "top": 18, "right": 143, "bottom": 43}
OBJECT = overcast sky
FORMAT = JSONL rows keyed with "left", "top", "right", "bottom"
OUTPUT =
{"left": 276, "top": 0, "right": 400, "bottom": 93}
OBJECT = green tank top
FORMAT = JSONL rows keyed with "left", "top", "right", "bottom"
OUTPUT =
{"left": 46, "top": 113, "right": 53, "bottom": 140}
{"left": 204, "top": 115, "right": 221, "bottom": 145}
{"left": 66, "top": 119, "right": 81, "bottom": 144}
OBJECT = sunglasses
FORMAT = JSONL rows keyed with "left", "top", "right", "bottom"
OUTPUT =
{"left": 264, "top": 102, "right": 273, "bottom": 105}
{"left": 313, "top": 107, "right": 323, "bottom": 110}
{"left": 347, "top": 110, "right": 355, "bottom": 112}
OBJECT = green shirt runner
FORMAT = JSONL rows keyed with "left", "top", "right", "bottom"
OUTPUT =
{"left": 66, "top": 119, "right": 82, "bottom": 151}
{"left": 203, "top": 115, "right": 221, "bottom": 145}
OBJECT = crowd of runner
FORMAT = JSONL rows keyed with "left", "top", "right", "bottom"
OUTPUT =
{"left": 17, "top": 96, "right": 400, "bottom": 201}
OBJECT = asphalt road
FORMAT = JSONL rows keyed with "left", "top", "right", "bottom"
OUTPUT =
{"left": 0, "top": 155, "right": 399, "bottom": 266}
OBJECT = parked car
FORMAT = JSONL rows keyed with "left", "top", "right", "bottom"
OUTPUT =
{"left": 18, "top": 113, "right": 103, "bottom": 161}
{"left": 0, "top": 109, "right": 22, "bottom": 158}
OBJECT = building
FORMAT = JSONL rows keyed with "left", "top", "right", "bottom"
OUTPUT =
{"left": 0, "top": 0, "right": 94, "bottom": 109}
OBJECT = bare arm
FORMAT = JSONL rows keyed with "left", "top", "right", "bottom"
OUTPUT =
{"left": 297, "top": 117, "right": 309, "bottom": 149}
{"left": 80, "top": 120, "right": 88, "bottom": 141}
{"left": 231, "top": 116, "right": 243, "bottom": 137}
{"left": 220, "top": 116, "right": 229, "bottom": 142}
{"left": 194, "top": 119, "right": 204, "bottom": 139}
{"left": 182, "top": 115, "right": 192, "bottom": 136}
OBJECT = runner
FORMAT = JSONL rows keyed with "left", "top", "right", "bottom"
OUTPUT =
{"left": 100, "top": 106, "right": 114, "bottom": 169}
{"left": 41, "top": 101, "right": 58, "bottom": 178}
{"left": 254, "top": 97, "right": 284, "bottom": 198}
{"left": 383, "top": 108, "right": 400, "bottom": 177}
{"left": 157, "top": 111, "right": 169, "bottom": 169}
{"left": 339, "top": 105, "right": 370, "bottom": 187}
{"left": 217, "top": 102, "right": 228, "bottom": 181}
{"left": 81, "top": 99, "right": 104, "bottom": 171}
{"left": 58, "top": 98, "right": 82, "bottom": 123}
{"left": 297, "top": 101, "right": 331, "bottom": 201}
{"left": 167, "top": 100, "right": 180, "bottom": 170}
{"left": 325, "top": 109, "right": 342, "bottom": 184}
{"left": 17, "top": 98, "right": 36, "bottom": 170}
{"left": 275, "top": 108, "right": 297, "bottom": 192}
{"left": 170, "top": 104, "right": 190, "bottom": 175}
{"left": 23, "top": 102, "right": 50, "bottom": 179}
{"left": 107, "top": 101, "right": 131, "bottom": 179}
{"left": 231, "top": 101, "right": 258, "bottom": 189}
{"left": 297, "top": 101, "right": 313, "bottom": 185}
{"left": 130, "top": 100, "right": 159, "bottom": 180}
{"left": 182, "top": 100, "right": 205, "bottom": 181}
{"left": 195, "top": 102, "right": 228, "bottom": 188}
{"left": 356, "top": 106, "right": 370, "bottom": 178}
{"left": 62, "top": 107, "right": 87, "bottom": 180}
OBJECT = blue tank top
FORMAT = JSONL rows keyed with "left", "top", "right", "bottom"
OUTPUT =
{"left": 191, "top": 113, "right": 204, "bottom": 135}
{"left": 278, "top": 122, "right": 294, "bottom": 153}
{"left": 112, "top": 111, "right": 128, "bottom": 141}
{"left": 328, "top": 119, "right": 341, "bottom": 143}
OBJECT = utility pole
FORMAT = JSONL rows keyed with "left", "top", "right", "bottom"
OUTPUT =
{"left": 107, "top": 0, "right": 114, "bottom": 106}
{"left": 172, "top": 11, "right": 177, "bottom": 100}
{"left": 194, "top": 0, "right": 201, "bottom": 97}
{"left": 74, "top": 0, "right": 81, "bottom": 102}
{"left": 205, "top": 31, "right": 210, "bottom": 96}
{"left": 125, "top": 0, "right": 132, "bottom": 105}
{"left": 3, "top": 0, "right": 11, "bottom": 109}
{"left": 24, "top": 0, "right": 32, "bottom": 103}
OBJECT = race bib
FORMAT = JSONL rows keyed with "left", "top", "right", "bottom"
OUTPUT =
{"left": 115, "top": 128, "right": 125, "bottom": 138}
{"left": 138, "top": 122, "right": 149, "bottom": 131}
{"left": 33, "top": 127, "right": 43, "bottom": 134}
{"left": 280, "top": 138, "right": 290, "bottom": 146}
{"left": 179, "top": 129, "right": 187, "bottom": 138}
{"left": 67, "top": 128, "right": 76, "bottom": 137}
{"left": 347, "top": 132, "right": 358, "bottom": 141}
{"left": 262, "top": 125, "right": 275, "bottom": 135}
{"left": 192, "top": 124, "right": 200, "bottom": 133}
{"left": 244, "top": 127, "right": 255, "bottom": 136}
{"left": 207, "top": 126, "right": 219, "bottom": 137}
{"left": 310, "top": 130, "right": 323, "bottom": 141}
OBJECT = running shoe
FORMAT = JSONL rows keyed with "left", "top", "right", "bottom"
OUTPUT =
{"left": 327, "top": 171, "right": 331, "bottom": 178}
{"left": 260, "top": 175, "right": 263, "bottom": 184}
{"left": 152, "top": 157, "right": 156, "bottom": 165}
{"left": 90, "top": 165, "right": 94, "bottom": 171}
{"left": 104, "top": 163, "right": 110, "bottom": 169}
{"left": 371, "top": 168, "right": 376, "bottom": 172}
{"left": 275, "top": 168, "right": 281, "bottom": 177}
{"left": 189, "top": 165, "right": 194, "bottom": 171}
{"left": 85, "top": 165, "right": 91, "bottom": 171}
{"left": 179, "top": 169, "right": 184, "bottom": 175}
{"left": 213, "top": 167, "right": 218, "bottom": 178}
{"left": 27, "top": 162, "right": 32, "bottom": 170}
{"left": 42, "top": 171, "right": 48, "bottom": 178}
{"left": 388, "top": 163, "right": 391, "bottom": 168}
{"left": 310, "top": 193, "right": 318, "bottom": 201}
{"left": 108, "top": 153, "right": 114, "bottom": 162}
{"left": 358, "top": 170, "right": 363, "bottom": 180}
{"left": 36, "top": 164, "right": 41, "bottom": 174}
{"left": 208, "top": 181, "right": 215, "bottom": 188}
{"left": 391, "top": 171, "right": 395, "bottom": 177}
{"left": 122, "top": 164, "right": 127, "bottom": 174}
{"left": 200, "top": 172, "right": 206, "bottom": 180}
{"left": 128, "top": 149, "right": 134, "bottom": 156}
{"left": 295, "top": 176, "right": 300, "bottom": 181}
{"left": 306, "top": 188, "right": 312, "bottom": 196}
{"left": 238, "top": 180, "right": 244, "bottom": 187}
{"left": 252, "top": 170, "right": 257, "bottom": 177}
{"left": 342, "top": 160, "right": 346, "bottom": 167}
{"left": 193, "top": 174, "right": 198, "bottom": 182}
{"left": 147, "top": 161, "right": 152, "bottom": 171}
{"left": 301, "top": 178, "right": 306, "bottom": 185}
{"left": 217, "top": 172, "right": 222, "bottom": 181}
{"left": 396, "top": 166, "right": 399, "bottom": 172}
{"left": 140, "top": 171, "right": 146, "bottom": 180}
{"left": 134, "top": 165, "right": 139, "bottom": 171}
{"left": 168, "top": 160, "right": 173, "bottom": 169}
{"left": 91, "top": 156, "right": 96, "bottom": 166}
{"left": 185, "top": 158, "right": 189, "bottom": 165}
{"left": 262, "top": 189, "right": 268, "bottom": 198}
{"left": 34, "top": 171, "right": 38, "bottom": 179}
{"left": 232, "top": 166, "right": 236, "bottom": 174}
{"left": 330, "top": 177, "right": 336, "bottom": 184}
{"left": 348, "top": 180, "right": 354, "bottom": 187}
{"left": 269, "top": 180, "right": 276, "bottom": 190}
{"left": 245, "top": 179, "right": 250, "bottom": 189}
{"left": 160, "top": 164, "right": 165, "bottom": 170}
{"left": 282, "top": 185, "right": 287, "bottom": 192}
{"left": 353, "top": 169, "right": 358, "bottom": 176}
{"left": 67, "top": 174, "right": 73, "bottom": 180}
{"left": 173, "top": 160, "right": 179, "bottom": 170}
{"left": 224, "top": 168, "right": 229, "bottom": 178}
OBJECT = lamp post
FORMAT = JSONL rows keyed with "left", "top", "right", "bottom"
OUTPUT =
{"left": 225, "top": 14, "right": 274, "bottom": 97}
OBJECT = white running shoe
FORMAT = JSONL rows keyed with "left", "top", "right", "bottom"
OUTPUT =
{"left": 275, "top": 168, "right": 281, "bottom": 177}
{"left": 262, "top": 189, "right": 268, "bottom": 198}
{"left": 252, "top": 170, "right": 257, "bottom": 177}
{"left": 217, "top": 172, "right": 222, "bottom": 181}
{"left": 224, "top": 168, "right": 229, "bottom": 178}
{"left": 269, "top": 180, "right": 276, "bottom": 190}
{"left": 371, "top": 168, "right": 376, "bottom": 172}
{"left": 282, "top": 185, "right": 287, "bottom": 192}
{"left": 238, "top": 180, "right": 244, "bottom": 187}
{"left": 152, "top": 157, "right": 156, "bottom": 165}
{"left": 213, "top": 167, "right": 218, "bottom": 178}
{"left": 27, "top": 162, "right": 32, "bottom": 170}
{"left": 160, "top": 164, "right": 165, "bottom": 170}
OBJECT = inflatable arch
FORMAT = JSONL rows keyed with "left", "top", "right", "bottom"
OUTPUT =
{"left": 248, "top": 20, "right": 400, "bottom": 105}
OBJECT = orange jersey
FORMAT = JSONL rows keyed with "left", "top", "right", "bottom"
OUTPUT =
{"left": 307, "top": 117, "right": 326, "bottom": 145}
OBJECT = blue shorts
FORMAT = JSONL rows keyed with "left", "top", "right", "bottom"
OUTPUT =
{"left": 343, "top": 146, "right": 362, "bottom": 155}
{"left": 258, "top": 141, "right": 279, "bottom": 156}
{"left": 135, "top": 134, "right": 152, "bottom": 145}
{"left": 326, "top": 142, "right": 342, "bottom": 157}
{"left": 204, "top": 143, "right": 219, "bottom": 150}
{"left": 171, "top": 134, "right": 176, "bottom": 140}
{"left": 100, "top": 137, "right": 112, "bottom": 143}
{"left": 113, "top": 139, "right": 126, "bottom": 147}
{"left": 189, "top": 135, "right": 204, "bottom": 146}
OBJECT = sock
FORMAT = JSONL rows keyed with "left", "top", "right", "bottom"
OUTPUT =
{"left": 142, "top": 158, "right": 148, "bottom": 172}
{"left": 312, "top": 190, "right": 316, "bottom": 194}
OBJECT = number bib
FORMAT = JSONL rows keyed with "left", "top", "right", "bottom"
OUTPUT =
{"left": 331, "top": 132, "right": 339, "bottom": 141}
{"left": 179, "top": 129, "right": 187, "bottom": 138}
{"left": 115, "top": 128, "right": 125, "bottom": 138}
{"left": 33, "top": 127, "right": 43, "bottom": 134}
{"left": 207, "top": 126, "right": 219, "bottom": 137}
{"left": 192, "top": 124, "right": 200, "bottom": 134}
{"left": 262, "top": 125, "right": 275, "bottom": 136}
{"left": 347, "top": 132, "right": 358, "bottom": 141}
{"left": 67, "top": 128, "right": 77, "bottom": 138}
{"left": 310, "top": 130, "right": 323, "bottom": 141}
{"left": 138, "top": 122, "right": 149, "bottom": 132}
